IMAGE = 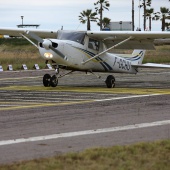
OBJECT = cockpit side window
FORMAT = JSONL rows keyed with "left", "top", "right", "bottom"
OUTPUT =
{"left": 57, "top": 31, "right": 86, "bottom": 45}
{"left": 88, "top": 38, "right": 100, "bottom": 51}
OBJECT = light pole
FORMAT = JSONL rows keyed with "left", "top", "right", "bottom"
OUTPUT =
{"left": 139, "top": 0, "right": 141, "bottom": 30}
{"left": 21, "top": 16, "right": 24, "bottom": 26}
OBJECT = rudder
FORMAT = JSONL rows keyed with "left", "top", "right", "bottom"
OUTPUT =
{"left": 130, "top": 50, "right": 145, "bottom": 65}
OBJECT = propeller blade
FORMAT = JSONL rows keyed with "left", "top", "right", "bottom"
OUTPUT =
{"left": 49, "top": 45, "right": 65, "bottom": 59}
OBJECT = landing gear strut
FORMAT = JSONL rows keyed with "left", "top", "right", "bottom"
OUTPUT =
{"left": 43, "top": 63, "right": 74, "bottom": 87}
{"left": 105, "top": 75, "right": 115, "bottom": 88}
{"left": 89, "top": 71, "right": 116, "bottom": 88}
{"left": 43, "top": 64, "right": 116, "bottom": 88}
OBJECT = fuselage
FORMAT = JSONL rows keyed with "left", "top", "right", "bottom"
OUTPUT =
{"left": 38, "top": 31, "right": 137, "bottom": 74}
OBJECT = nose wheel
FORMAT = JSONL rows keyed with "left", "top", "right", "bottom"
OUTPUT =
{"left": 43, "top": 74, "right": 58, "bottom": 87}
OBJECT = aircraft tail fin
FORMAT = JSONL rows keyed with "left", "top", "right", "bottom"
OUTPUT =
{"left": 130, "top": 50, "right": 170, "bottom": 69}
{"left": 129, "top": 50, "right": 146, "bottom": 65}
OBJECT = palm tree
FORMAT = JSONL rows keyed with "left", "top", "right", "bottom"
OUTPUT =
{"left": 146, "top": 8, "right": 154, "bottom": 31}
{"left": 94, "top": 0, "right": 110, "bottom": 31}
{"left": 165, "top": 22, "right": 170, "bottom": 30}
{"left": 98, "top": 17, "right": 111, "bottom": 29}
{"left": 139, "top": 0, "right": 152, "bottom": 30}
{"left": 160, "top": 7, "right": 170, "bottom": 31}
{"left": 79, "top": 9, "right": 97, "bottom": 30}
{"left": 153, "top": 7, "right": 170, "bottom": 31}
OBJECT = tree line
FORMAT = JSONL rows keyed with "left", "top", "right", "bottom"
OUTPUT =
{"left": 78, "top": 0, "right": 170, "bottom": 31}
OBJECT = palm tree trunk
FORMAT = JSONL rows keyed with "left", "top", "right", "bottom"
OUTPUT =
{"left": 132, "top": 0, "right": 135, "bottom": 31}
{"left": 143, "top": 0, "right": 146, "bottom": 30}
{"left": 100, "top": 3, "right": 103, "bottom": 31}
{"left": 162, "top": 15, "right": 165, "bottom": 31}
{"left": 149, "top": 16, "right": 151, "bottom": 31}
{"left": 87, "top": 18, "right": 90, "bottom": 30}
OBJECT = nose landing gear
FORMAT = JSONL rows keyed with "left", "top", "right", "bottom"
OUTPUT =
{"left": 43, "top": 63, "right": 59, "bottom": 87}
{"left": 43, "top": 63, "right": 74, "bottom": 87}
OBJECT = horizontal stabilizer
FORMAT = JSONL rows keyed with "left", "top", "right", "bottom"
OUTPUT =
{"left": 132, "top": 63, "right": 170, "bottom": 69}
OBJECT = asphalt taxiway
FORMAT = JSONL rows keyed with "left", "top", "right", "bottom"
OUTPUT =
{"left": 0, "top": 69, "right": 169, "bottom": 164}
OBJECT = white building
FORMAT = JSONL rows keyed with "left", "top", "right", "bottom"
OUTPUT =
{"left": 108, "top": 21, "right": 132, "bottom": 31}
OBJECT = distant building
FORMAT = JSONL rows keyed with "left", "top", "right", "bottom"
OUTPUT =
{"left": 108, "top": 21, "right": 132, "bottom": 31}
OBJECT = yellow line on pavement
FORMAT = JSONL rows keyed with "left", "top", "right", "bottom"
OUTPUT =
{"left": 0, "top": 101, "right": 42, "bottom": 105}
{"left": 0, "top": 76, "right": 42, "bottom": 81}
{"left": 0, "top": 94, "right": 165, "bottom": 111}
{"left": 0, "top": 100, "right": 92, "bottom": 111}
{"left": 0, "top": 86, "right": 170, "bottom": 95}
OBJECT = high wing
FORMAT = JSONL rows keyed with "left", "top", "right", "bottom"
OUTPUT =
{"left": 1, "top": 28, "right": 170, "bottom": 49}
{"left": 87, "top": 31, "right": 170, "bottom": 49}
{"left": 0, "top": 27, "right": 58, "bottom": 38}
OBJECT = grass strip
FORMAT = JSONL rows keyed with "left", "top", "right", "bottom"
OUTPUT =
{"left": 0, "top": 140, "right": 169, "bottom": 170}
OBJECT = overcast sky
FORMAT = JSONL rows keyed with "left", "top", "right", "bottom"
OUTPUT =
{"left": 0, "top": 0, "right": 169, "bottom": 31}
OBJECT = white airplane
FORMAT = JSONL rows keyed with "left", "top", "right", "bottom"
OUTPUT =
{"left": 0, "top": 27, "right": 170, "bottom": 88}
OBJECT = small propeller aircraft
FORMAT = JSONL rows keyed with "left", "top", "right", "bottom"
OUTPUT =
{"left": 0, "top": 27, "right": 170, "bottom": 88}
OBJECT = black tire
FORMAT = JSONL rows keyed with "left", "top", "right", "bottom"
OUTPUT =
{"left": 50, "top": 75, "right": 58, "bottom": 87}
{"left": 105, "top": 75, "right": 115, "bottom": 88}
{"left": 43, "top": 74, "right": 51, "bottom": 87}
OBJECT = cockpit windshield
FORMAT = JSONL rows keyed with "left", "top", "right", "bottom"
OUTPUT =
{"left": 57, "top": 30, "right": 86, "bottom": 45}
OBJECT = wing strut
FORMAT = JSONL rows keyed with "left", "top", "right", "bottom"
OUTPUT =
{"left": 82, "top": 36, "right": 132, "bottom": 65}
{"left": 20, "top": 33, "right": 38, "bottom": 49}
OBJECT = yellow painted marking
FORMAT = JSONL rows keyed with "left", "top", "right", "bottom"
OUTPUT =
{"left": 0, "top": 94, "right": 164, "bottom": 111}
{"left": 0, "top": 85, "right": 169, "bottom": 111}
{"left": 0, "top": 86, "right": 170, "bottom": 95}
{"left": 0, "top": 100, "right": 92, "bottom": 111}
{"left": 0, "top": 102, "right": 42, "bottom": 105}
{"left": 0, "top": 76, "right": 41, "bottom": 81}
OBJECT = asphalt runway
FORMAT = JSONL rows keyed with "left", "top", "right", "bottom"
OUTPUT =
{"left": 0, "top": 69, "right": 170, "bottom": 164}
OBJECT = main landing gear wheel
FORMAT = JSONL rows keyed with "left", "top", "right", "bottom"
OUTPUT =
{"left": 105, "top": 75, "right": 115, "bottom": 88}
{"left": 43, "top": 74, "right": 51, "bottom": 87}
{"left": 50, "top": 75, "right": 58, "bottom": 87}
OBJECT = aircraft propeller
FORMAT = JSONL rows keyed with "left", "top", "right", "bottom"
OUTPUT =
{"left": 26, "top": 31, "right": 65, "bottom": 59}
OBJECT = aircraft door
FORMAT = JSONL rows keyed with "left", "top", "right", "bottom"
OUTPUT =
{"left": 88, "top": 38, "right": 100, "bottom": 55}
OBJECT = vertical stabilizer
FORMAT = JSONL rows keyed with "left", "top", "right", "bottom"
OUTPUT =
{"left": 130, "top": 50, "right": 145, "bottom": 65}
